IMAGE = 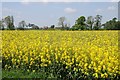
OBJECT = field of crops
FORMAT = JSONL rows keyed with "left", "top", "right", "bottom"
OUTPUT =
{"left": 2, "top": 30, "right": 120, "bottom": 79}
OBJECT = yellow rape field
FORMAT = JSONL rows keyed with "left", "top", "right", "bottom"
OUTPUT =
{"left": 2, "top": 30, "right": 120, "bottom": 79}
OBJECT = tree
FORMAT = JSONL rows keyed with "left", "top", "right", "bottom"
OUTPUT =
{"left": 93, "top": 15, "right": 102, "bottom": 30}
{"left": 51, "top": 25, "right": 55, "bottom": 29}
{"left": 58, "top": 16, "right": 66, "bottom": 29}
{"left": 3, "top": 16, "right": 15, "bottom": 30}
{"left": 112, "top": 17, "right": 117, "bottom": 21}
{"left": 76, "top": 16, "right": 86, "bottom": 25}
{"left": 71, "top": 24, "right": 80, "bottom": 30}
{"left": 86, "top": 16, "right": 94, "bottom": 30}
{"left": 0, "top": 19, "right": 4, "bottom": 30}
{"left": 32, "top": 25, "right": 39, "bottom": 29}
{"left": 72, "top": 16, "right": 86, "bottom": 30}
{"left": 18, "top": 20, "right": 26, "bottom": 29}
{"left": 103, "top": 17, "right": 120, "bottom": 30}
{"left": 115, "top": 21, "right": 120, "bottom": 30}
{"left": 58, "top": 16, "right": 70, "bottom": 30}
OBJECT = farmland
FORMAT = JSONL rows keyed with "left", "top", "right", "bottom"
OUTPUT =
{"left": 2, "top": 30, "right": 120, "bottom": 79}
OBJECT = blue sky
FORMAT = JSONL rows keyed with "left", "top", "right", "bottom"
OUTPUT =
{"left": 1, "top": 1, "right": 118, "bottom": 27}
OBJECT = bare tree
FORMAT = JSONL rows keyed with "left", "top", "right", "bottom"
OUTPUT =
{"left": 58, "top": 16, "right": 66, "bottom": 28}
{"left": 58, "top": 16, "right": 70, "bottom": 30}
{"left": 86, "top": 16, "right": 94, "bottom": 30}
{"left": 4, "top": 16, "right": 14, "bottom": 30}
{"left": 94, "top": 15, "right": 102, "bottom": 30}
{"left": 18, "top": 20, "right": 26, "bottom": 29}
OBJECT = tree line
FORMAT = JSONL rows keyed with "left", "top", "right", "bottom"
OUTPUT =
{"left": 0, "top": 15, "right": 120, "bottom": 30}
{"left": 71, "top": 15, "right": 120, "bottom": 30}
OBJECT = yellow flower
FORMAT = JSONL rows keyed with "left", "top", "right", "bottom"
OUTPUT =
{"left": 32, "top": 70, "right": 35, "bottom": 73}
{"left": 93, "top": 73, "right": 98, "bottom": 78}
{"left": 2, "top": 30, "right": 119, "bottom": 78}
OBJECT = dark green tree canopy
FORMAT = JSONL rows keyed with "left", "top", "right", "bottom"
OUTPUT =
{"left": 76, "top": 16, "right": 86, "bottom": 25}
{"left": 103, "top": 17, "right": 120, "bottom": 30}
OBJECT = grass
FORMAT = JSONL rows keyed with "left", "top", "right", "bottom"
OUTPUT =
{"left": 2, "top": 69, "right": 57, "bottom": 79}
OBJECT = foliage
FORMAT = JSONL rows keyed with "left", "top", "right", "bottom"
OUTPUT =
{"left": 50, "top": 25, "right": 55, "bottom": 29}
{"left": 86, "top": 16, "right": 94, "bottom": 30}
{"left": 2, "top": 30, "right": 120, "bottom": 79}
{"left": 2, "top": 69, "right": 57, "bottom": 79}
{"left": 76, "top": 16, "right": 86, "bottom": 25}
{"left": 73, "top": 16, "right": 86, "bottom": 30}
{"left": 72, "top": 15, "right": 103, "bottom": 30}
{"left": 1, "top": 15, "right": 120, "bottom": 30}
{"left": 103, "top": 17, "right": 120, "bottom": 30}
{"left": 93, "top": 15, "right": 102, "bottom": 30}
{"left": 0, "top": 20, "right": 4, "bottom": 30}
{"left": 3, "top": 16, "right": 15, "bottom": 30}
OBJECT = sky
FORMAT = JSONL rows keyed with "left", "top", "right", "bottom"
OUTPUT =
{"left": 1, "top": 0, "right": 119, "bottom": 27}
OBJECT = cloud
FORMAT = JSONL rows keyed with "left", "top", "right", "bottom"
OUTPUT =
{"left": 21, "top": 0, "right": 30, "bottom": 5}
{"left": 1, "top": 0, "right": 119, "bottom": 2}
{"left": 42, "top": 0, "right": 48, "bottom": 2}
{"left": 2, "top": 7, "right": 23, "bottom": 26}
{"left": 2, "top": 7, "right": 22, "bottom": 20}
{"left": 20, "top": 0, "right": 49, "bottom": 5}
{"left": 110, "top": 0, "right": 119, "bottom": 2}
{"left": 64, "top": 8, "right": 77, "bottom": 14}
{"left": 2, "top": 0, "right": 118, "bottom": 2}
{"left": 95, "top": 9, "right": 103, "bottom": 13}
{"left": 21, "top": 0, "right": 90, "bottom": 2}
{"left": 2, "top": 8, "right": 21, "bottom": 15}
{"left": 107, "top": 6, "right": 116, "bottom": 11}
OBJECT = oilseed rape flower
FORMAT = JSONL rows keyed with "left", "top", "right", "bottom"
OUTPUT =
{"left": 2, "top": 30, "right": 120, "bottom": 78}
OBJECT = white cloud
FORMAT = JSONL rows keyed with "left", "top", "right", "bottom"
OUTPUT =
{"left": 23, "top": 0, "right": 90, "bottom": 2}
{"left": 42, "top": 0, "right": 48, "bottom": 2}
{"left": 2, "top": 8, "right": 21, "bottom": 15}
{"left": 110, "top": 0, "right": 119, "bottom": 2}
{"left": 95, "top": 9, "right": 103, "bottom": 13}
{"left": 95, "top": 6, "right": 116, "bottom": 14}
{"left": 2, "top": 8, "right": 23, "bottom": 26}
{"left": 64, "top": 8, "right": 77, "bottom": 14}
{"left": 2, "top": 0, "right": 119, "bottom": 2}
{"left": 2, "top": 8, "right": 22, "bottom": 20}
{"left": 20, "top": 0, "right": 49, "bottom": 5}
{"left": 21, "top": 0, "right": 30, "bottom": 5}
{"left": 107, "top": 6, "right": 116, "bottom": 11}
{"left": 1, "top": 0, "right": 119, "bottom": 2}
